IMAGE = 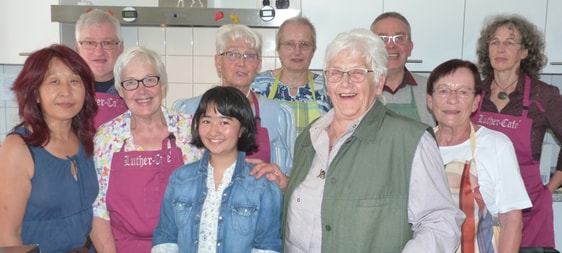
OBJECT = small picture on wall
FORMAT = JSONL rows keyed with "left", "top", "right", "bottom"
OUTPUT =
{"left": 159, "top": 0, "right": 207, "bottom": 8}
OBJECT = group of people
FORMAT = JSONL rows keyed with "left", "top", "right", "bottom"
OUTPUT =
{"left": 0, "top": 7, "right": 560, "bottom": 253}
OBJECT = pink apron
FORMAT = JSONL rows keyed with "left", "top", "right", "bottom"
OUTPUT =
{"left": 248, "top": 92, "right": 271, "bottom": 163}
{"left": 106, "top": 134, "right": 184, "bottom": 252}
{"left": 94, "top": 92, "right": 128, "bottom": 129}
{"left": 471, "top": 76, "right": 554, "bottom": 247}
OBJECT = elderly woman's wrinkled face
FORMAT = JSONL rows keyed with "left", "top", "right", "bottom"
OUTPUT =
{"left": 427, "top": 67, "right": 480, "bottom": 130}
{"left": 488, "top": 25, "right": 528, "bottom": 73}
{"left": 278, "top": 23, "right": 315, "bottom": 72}
{"left": 118, "top": 55, "right": 164, "bottom": 118}
{"left": 326, "top": 50, "right": 383, "bottom": 121}
{"left": 215, "top": 39, "right": 262, "bottom": 89}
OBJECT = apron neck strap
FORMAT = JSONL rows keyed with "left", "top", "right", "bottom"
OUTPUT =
{"left": 269, "top": 68, "right": 316, "bottom": 100}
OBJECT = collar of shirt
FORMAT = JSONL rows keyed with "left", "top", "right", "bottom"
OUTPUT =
{"left": 383, "top": 68, "right": 418, "bottom": 95}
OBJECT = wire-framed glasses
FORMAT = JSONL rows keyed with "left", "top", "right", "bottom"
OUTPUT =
{"left": 79, "top": 40, "right": 121, "bottom": 50}
{"left": 433, "top": 87, "right": 475, "bottom": 98}
{"left": 280, "top": 41, "right": 313, "bottom": 51}
{"left": 323, "top": 68, "right": 374, "bottom": 83}
{"left": 219, "top": 51, "right": 260, "bottom": 63}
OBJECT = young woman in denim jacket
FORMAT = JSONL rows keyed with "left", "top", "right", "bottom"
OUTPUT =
{"left": 152, "top": 86, "right": 283, "bottom": 253}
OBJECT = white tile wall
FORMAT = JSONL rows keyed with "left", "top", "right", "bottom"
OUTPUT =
{"left": 0, "top": 26, "right": 284, "bottom": 142}
{"left": 0, "top": 23, "right": 560, "bottom": 151}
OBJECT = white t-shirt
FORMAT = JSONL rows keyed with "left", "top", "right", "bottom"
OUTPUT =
{"left": 439, "top": 126, "right": 532, "bottom": 215}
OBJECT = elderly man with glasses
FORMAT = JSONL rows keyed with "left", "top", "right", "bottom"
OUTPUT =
{"left": 370, "top": 12, "right": 435, "bottom": 126}
{"left": 75, "top": 9, "right": 127, "bottom": 128}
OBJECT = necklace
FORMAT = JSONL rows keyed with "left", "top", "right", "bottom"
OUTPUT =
{"left": 494, "top": 78, "right": 518, "bottom": 100}
{"left": 245, "top": 89, "right": 251, "bottom": 98}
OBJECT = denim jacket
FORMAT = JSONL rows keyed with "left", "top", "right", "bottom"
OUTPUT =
{"left": 152, "top": 150, "right": 283, "bottom": 253}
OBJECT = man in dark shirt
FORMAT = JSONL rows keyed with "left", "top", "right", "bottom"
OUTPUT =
{"left": 75, "top": 9, "right": 127, "bottom": 127}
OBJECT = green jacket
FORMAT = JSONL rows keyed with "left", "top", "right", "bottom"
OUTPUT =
{"left": 282, "top": 100, "right": 431, "bottom": 252}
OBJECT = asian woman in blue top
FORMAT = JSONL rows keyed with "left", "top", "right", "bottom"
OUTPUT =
{"left": 152, "top": 86, "right": 283, "bottom": 253}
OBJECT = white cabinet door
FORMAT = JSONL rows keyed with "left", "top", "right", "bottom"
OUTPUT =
{"left": 543, "top": 0, "right": 562, "bottom": 74}
{"left": 383, "top": 0, "right": 465, "bottom": 72}
{"left": 462, "top": 0, "right": 547, "bottom": 64}
{"left": 0, "top": 1, "right": 60, "bottom": 64}
{"left": 302, "top": 0, "right": 383, "bottom": 70}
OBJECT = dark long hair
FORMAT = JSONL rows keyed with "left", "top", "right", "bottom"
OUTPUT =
{"left": 11, "top": 44, "right": 98, "bottom": 156}
{"left": 191, "top": 86, "right": 258, "bottom": 153}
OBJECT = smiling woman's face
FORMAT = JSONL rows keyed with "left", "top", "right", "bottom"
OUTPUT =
{"left": 326, "top": 50, "right": 383, "bottom": 122}
{"left": 215, "top": 39, "right": 262, "bottom": 89}
{"left": 118, "top": 55, "right": 164, "bottom": 118}
{"left": 427, "top": 67, "right": 480, "bottom": 130}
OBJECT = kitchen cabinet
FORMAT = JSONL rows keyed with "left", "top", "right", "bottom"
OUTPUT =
{"left": 0, "top": 1, "right": 60, "bottom": 64}
{"left": 542, "top": 0, "right": 562, "bottom": 74}
{"left": 383, "top": 0, "right": 465, "bottom": 72}
{"left": 301, "top": 0, "right": 383, "bottom": 70}
{"left": 462, "top": 0, "right": 547, "bottom": 64}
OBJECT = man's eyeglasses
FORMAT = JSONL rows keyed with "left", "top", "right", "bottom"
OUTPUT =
{"left": 280, "top": 41, "right": 313, "bottom": 51}
{"left": 120, "top": 76, "right": 160, "bottom": 91}
{"left": 379, "top": 34, "right": 409, "bottom": 46}
{"left": 488, "top": 39, "right": 521, "bottom": 48}
{"left": 79, "top": 40, "right": 121, "bottom": 50}
{"left": 433, "top": 87, "right": 475, "bottom": 98}
{"left": 219, "top": 51, "right": 260, "bottom": 63}
{"left": 323, "top": 68, "right": 374, "bottom": 83}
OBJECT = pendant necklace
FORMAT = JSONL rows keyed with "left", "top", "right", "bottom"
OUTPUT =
{"left": 494, "top": 78, "right": 518, "bottom": 100}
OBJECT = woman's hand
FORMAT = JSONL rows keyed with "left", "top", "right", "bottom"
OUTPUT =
{"left": 247, "top": 158, "right": 288, "bottom": 191}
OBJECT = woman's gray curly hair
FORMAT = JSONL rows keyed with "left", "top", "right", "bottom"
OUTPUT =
{"left": 476, "top": 14, "right": 547, "bottom": 79}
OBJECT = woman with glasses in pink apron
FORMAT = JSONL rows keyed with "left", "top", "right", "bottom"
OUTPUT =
{"left": 90, "top": 46, "right": 202, "bottom": 252}
{"left": 428, "top": 59, "right": 532, "bottom": 252}
{"left": 173, "top": 24, "right": 296, "bottom": 178}
{"left": 470, "top": 14, "right": 562, "bottom": 250}
{"left": 251, "top": 17, "right": 331, "bottom": 135}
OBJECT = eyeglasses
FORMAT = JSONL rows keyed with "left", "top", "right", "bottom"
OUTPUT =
{"left": 323, "top": 68, "right": 374, "bottom": 83}
{"left": 280, "top": 41, "right": 313, "bottom": 51}
{"left": 120, "top": 76, "right": 160, "bottom": 91}
{"left": 379, "top": 34, "right": 409, "bottom": 46}
{"left": 488, "top": 39, "right": 521, "bottom": 48}
{"left": 219, "top": 51, "right": 260, "bottom": 63}
{"left": 433, "top": 87, "right": 475, "bottom": 98}
{"left": 79, "top": 40, "right": 121, "bottom": 50}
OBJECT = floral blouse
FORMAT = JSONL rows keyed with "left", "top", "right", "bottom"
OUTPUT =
{"left": 92, "top": 106, "right": 202, "bottom": 220}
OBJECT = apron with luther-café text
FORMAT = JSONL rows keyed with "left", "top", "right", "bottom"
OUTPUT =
{"left": 106, "top": 133, "right": 184, "bottom": 252}
{"left": 94, "top": 92, "right": 128, "bottom": 129}
{"left": 471, "top": 75, "right": 554, "bottom": 248}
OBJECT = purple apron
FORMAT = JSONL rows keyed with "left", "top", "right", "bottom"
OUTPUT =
{"left": 471, "top": 76, "right": 554, "bottom": 247}
{"left": 94, "top": 92, "right": 128, "bottom": 129}
{"left": 106, "top": 134, "right": 184, "bottom": 252}
{"left": 248, "top": 91, "right": 271, "bottom": 163}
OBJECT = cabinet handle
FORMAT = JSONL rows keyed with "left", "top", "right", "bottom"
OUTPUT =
{"left": 19, "top": 52, "right": 32, "bottom": 57}
{"left": 550, "top": 62, "right": 562, "bottom": 65}
{"left": 406, "top": 59, "right": 423, "bottom": 64}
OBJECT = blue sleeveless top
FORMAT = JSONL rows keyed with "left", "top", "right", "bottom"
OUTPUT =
{"left": 10, "top": 127, "right": 98, "bottom": 253}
